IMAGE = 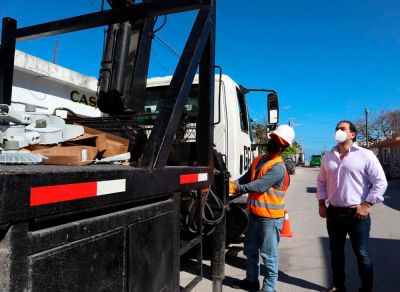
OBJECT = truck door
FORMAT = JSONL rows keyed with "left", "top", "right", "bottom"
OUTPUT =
{"left": 213, "top": 77, "right": 228, "bottom": 167}
{"left": 235, "top": 87, "right": 252, "bottom": 176}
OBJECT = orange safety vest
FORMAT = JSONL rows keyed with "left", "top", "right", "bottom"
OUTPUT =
{"left": 246, "top": 155, "right": 290, "bottom": 218}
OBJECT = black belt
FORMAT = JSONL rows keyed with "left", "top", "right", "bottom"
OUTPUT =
{"left": 328, "top": 205, "right": 355, "bottom": 215}
{"left": 250, "top": 212, "right": 265, "bottom": 219}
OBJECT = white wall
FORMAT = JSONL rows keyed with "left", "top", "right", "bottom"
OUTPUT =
{"left": 12, "top": 50, "right": 101, "bottom": 117}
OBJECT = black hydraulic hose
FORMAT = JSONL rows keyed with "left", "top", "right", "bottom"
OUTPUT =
{"left": 185, "top": 186, "right": 225, "bottom": 235}
{"left": 202, "top": 187, "right": 225, "bottom": 225}
{"left": 152, "top": 15, "right": 167, "bottom": 34}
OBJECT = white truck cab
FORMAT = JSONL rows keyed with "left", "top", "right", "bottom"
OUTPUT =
{"left": 146, "top": 74, "right": 255, "bottom": 180}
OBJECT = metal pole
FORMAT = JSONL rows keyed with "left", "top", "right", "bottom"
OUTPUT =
{"left": 365, "top": 108, "right": 369, "bottom": 148}
{"left": 211, "top": 214, "right": 225, "bottom": 292}
{"left": 0, "top": 17, "right": 17, "bottom": 105}
{"left": 211, "top": 151, "right": 228, "bottom": 292}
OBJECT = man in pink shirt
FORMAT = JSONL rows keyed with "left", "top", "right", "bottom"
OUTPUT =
{"left": 317, "top": 120, "right": 387, "bottom": 292}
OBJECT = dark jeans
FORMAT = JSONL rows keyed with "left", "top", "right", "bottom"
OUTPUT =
{"left": 327, "top": 206, "right": 373, "bottom": 291}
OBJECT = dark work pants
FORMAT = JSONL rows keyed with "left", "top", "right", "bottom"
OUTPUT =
{"left": 327, "top": 207, "right": 373, "bottom": 291}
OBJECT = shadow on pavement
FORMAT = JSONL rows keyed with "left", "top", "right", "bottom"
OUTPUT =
{"left": 180, "top": 254, "right": 240, "bottom": 286}
{"left": 278, "top": 271, "right": 325, "bottom": 291}
{"left": 383, "top": 179, "right": 400, "bottom": 211}
{"left": 225, "top": 247, "right": 325, "bottom": 291}
{"left": 224, "top": 236, "right": 400, "bottom": 291}
{"left": 182, "top": 236, "right": 400, "bottom": 291}
{"left": 320, "top": 237, "right": 400, "bottom": 291}
{"left": 180, "top": 254, "right": 211, "bottom": 280}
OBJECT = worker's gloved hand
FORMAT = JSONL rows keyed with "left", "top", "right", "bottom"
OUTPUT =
{"left": 229, "top": 180, "right": 239, "bottom": 195}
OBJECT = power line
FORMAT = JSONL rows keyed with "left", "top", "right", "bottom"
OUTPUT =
{"left": 150, "top": 49, "right": 172, "bottom": 75}
{"left": 152, "top": 34, "right": 199, "bottom": 74}
{"left": 151, "top": 57, "right": 172, "bottom": 75}
{"left": 150, "top": 11, "right": 200, "bottom": 75}
{"left": 153, "top": 34, "right": 180, "bottom": 59}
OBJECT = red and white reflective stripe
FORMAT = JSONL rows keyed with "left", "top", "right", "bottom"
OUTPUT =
{"left": 180, "top": 173, "right": 208, "bottom": 184}
{"left": 30, "top": 179, "right": 126, "bottom": 206}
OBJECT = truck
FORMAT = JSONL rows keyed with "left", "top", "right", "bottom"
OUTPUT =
{"left": 10, "top": 53, "right": 279, "bottom": 243}
{"left": 0, "top": 0, "right": 279, "bottom": 291}
{"left": 310, "top": 154, "right": 322, "bottom": 167}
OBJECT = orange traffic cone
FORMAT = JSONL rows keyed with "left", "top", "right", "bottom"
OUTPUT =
{"left": 280, "top": 210, "right": 293, "bottom": 237}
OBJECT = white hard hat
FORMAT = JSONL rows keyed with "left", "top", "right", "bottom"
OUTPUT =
{"left": 272, "top": 125, "right": 295, "bottom": 146}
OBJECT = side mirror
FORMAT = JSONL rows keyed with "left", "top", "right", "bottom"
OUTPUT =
{"left": 267, "top": 92, "right": 279, "bottom": 125}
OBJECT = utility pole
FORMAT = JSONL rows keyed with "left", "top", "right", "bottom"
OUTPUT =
{"left": 365, "top": 108, "right": 369, "bottom": 148}
{"left": 53, "top": 39, "right": 59, "bottom": 64}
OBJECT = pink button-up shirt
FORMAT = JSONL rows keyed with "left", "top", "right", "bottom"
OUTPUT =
{"left": 317, "top": 143, "right": 387, "bottom": 207}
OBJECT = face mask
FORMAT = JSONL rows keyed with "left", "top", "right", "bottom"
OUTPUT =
{"left": 267, "top": 139, "right": 281, "bottom": 154}
{"left": 335, "top": 129, "right": 347, "bottom": 143}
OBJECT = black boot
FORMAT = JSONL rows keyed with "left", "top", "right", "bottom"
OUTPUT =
{"left": 231, "top": 278, "right": 260, "bottom": 291}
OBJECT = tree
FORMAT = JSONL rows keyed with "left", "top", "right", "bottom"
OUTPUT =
{"left": 355, "top": 109, "right": 400, "bottom": 143}
{"left": 252, "top": 121, "right": 303, "bottom": 159}
{"left": 252, "top": 119, "right": 268, "bottom": 145}
{"left": 282, "top": 142, "right": 298, "bottom": 158}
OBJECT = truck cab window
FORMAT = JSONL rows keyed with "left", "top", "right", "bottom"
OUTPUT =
{"left": 236, "top": 88, "right": 249, "bottom": 133}
{"left": 145, "top": 85, "right": 199, "bottom": 121}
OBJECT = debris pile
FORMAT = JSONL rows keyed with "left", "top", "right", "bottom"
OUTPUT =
{"left": 0, "top": 104, "right": 130, "bottom": 165}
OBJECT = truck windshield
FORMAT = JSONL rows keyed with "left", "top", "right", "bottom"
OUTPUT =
{"left": 144, "top": 85, "right": 199, "bottom": 120}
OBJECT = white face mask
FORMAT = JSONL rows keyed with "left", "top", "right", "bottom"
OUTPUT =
{"left": 335, "top": 129, "right": 347, "bottom": 143}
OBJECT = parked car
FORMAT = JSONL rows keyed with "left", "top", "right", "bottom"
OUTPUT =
{"left": 310, "top": 154, "right": 322, "bottom": 167}
{"left": 304, "top": 160, "right": 310, "bottom": 167}
{"left": 284, "top": 157, "right": 296, "bottom": 175}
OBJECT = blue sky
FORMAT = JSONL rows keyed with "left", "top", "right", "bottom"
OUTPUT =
{"left": 1, "top": 0, "right": 399, "bottom": 158}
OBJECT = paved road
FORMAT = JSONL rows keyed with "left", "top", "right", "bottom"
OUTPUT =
{"left": 182, "top": 167, "right": 400, "bottom": 291}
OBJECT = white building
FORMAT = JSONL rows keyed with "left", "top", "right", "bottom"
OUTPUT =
{"left": 11, "top": 50, "right": 101, "bottom": 117}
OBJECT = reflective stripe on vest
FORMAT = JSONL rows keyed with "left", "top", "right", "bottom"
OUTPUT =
{"left": 246, "top": 154, "right": 290, "bottom": 218}
{"left": 248, "top": 198, "right": 285, "bottom": 210}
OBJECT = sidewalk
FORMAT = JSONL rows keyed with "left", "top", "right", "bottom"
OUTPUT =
{"left": 183, "top": 169, "right": 400, "bottom": 291}
{"left": 381, "top": 178, "right": 400, "bottom": 211}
